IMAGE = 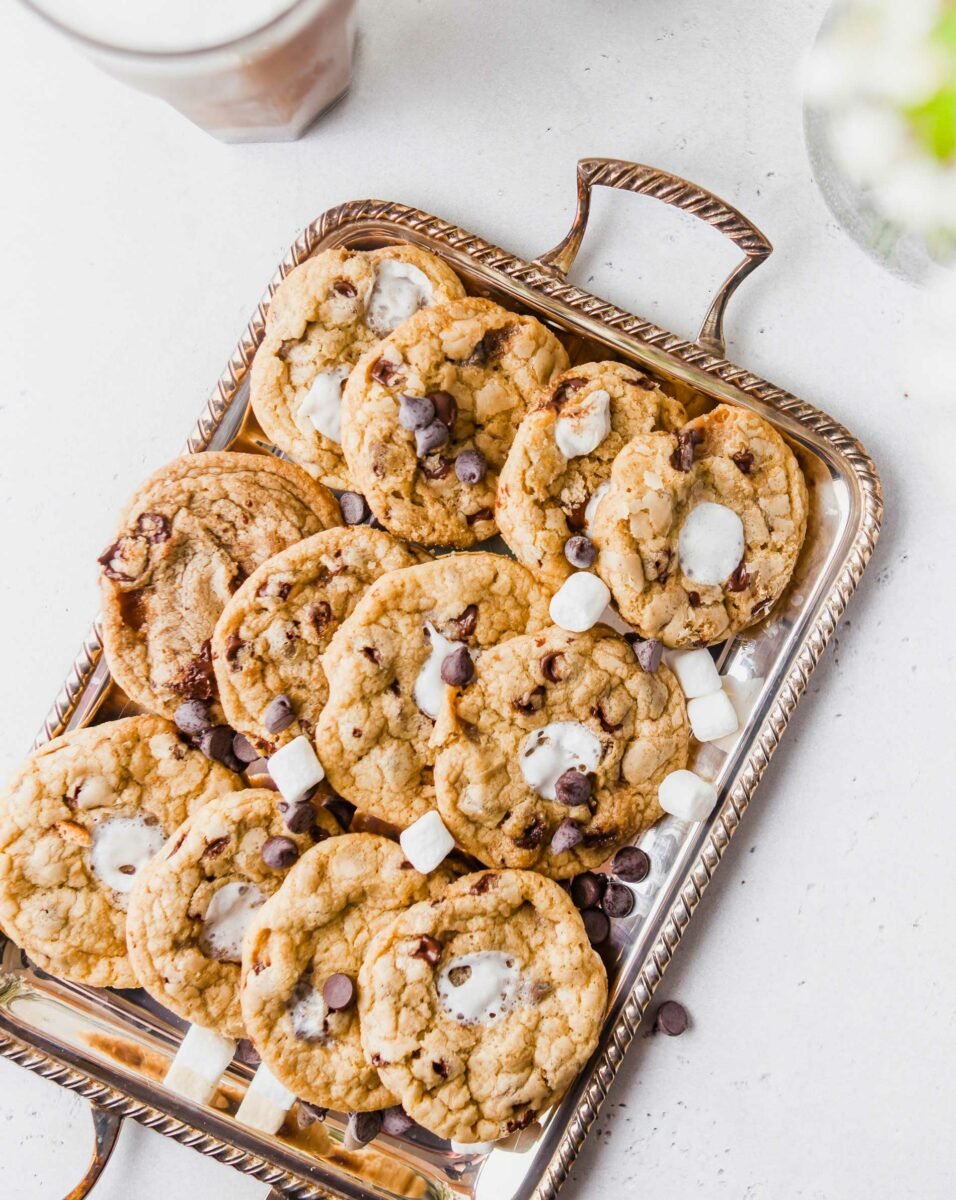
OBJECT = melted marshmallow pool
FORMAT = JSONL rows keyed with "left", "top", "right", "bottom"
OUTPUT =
{"left": 90, "top": 815, "right": 166, "bottom": 894}
{"left": 437, "top": 952, "right": 521, "bottom": 1024}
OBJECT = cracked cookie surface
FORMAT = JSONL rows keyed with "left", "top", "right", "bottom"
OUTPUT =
{"left": 591, "top": 404, "right": 808, "bottom": 646}
{"left": 497, "top": 362, "right": 685, "bottom": 589}
{"left": 315, "top": 554, "right": 552, "bottom": 826}
{"left": 340, "top": 297, "right": 569, "bottom": 547}
{"left": 240, "top": 834, "right": 453, "bottom": 1112}
{"left": 0, "top": 716, "right": 241, "bottom": 989}
{"left": 434, "top": 626, "right": 688, "bottom": 877}
{"left": 212, "top": 527, "right": 427, "bottom": 755}
{"left": 126, "top": 788, "right": 338, "bottom": 1036}
{"left": 99, "top": 452, "right": 341, "bottom": 722}
{"left": 358, "top": 868, "right": 607, "bottom": 1143}
{"left": 251, "top": 245, "right": 465, "bottom": 488}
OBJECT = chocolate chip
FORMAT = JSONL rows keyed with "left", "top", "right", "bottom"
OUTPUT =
{"left": 136, "top": 512, "right": 170, "bottom": 543}
{"left": 460, "top": 326, "right": 512, "bottom": 365}
{"left": 224, "top": 633, "right": 244, "bottom": 665}
{"left": 550, "top": 819, "right": 583, "bottom": 854}
{"left": 512, "top": 686, "right": 545, "bottom": 714}
{"left": 324, "top": 796, "right": 355, "bottom": 831}
{"left": 669, "top": 429, "right": 702, "bottom": 472}
{"left": 552, "top": 377, "right": 588, "bottom": 406}
{"left": 611, "top": 845, "right": 650, "bottom": 883}
{"left": 202, "top": 836, "right": 230, "bottom": 860}
{"left": 564, "top": 535, "right": 596, "bottom": 568}
{"left": 370, "top": 356, "right": 402, "bottom": 387}
{"left": 565, "top": 501, "right": 588, "bottom": 531}
{"left": 97, "top": 536, "right": 147, "bottom": 583}
{"left": 297, "top": 1102, "right": 328, "bottom": 1128}
{"left": 309, "top": 601, "right": 333, "bottom": 633}
{"left": 540, "top": 651, "right": 564, "bottom": 683}
{"left": 731, "top": 450, "right": 754, "bottom": 474}
{"left": 655, "top": 1000, "right": 689, "bottom": 1036}
{"left": 281, "top": 799, "right": 317, "bottom": 834}
{"left": 413, "top": 935, "right": 443, "bottom": 966}
{"left": 570, "top": 872, "right": 607, "bottom": 909}
{"left": 421, "top": 455, "right": 452, "bottom": 480}
{"left": 635, "top": 376, "right": 658, "bottom": 390}
{"left": 514, "top": 814, "right": 547, "bottom": 849}
{"left": 440, "top": 646, "right": 474, "bottom": 687}
{"left": 276, "top": 338, "right": 298, "bottom": 363}
{"left": 581, "top": 907, "right": 611, "bottom": 946}
{"left": 322, "top": 972, "right": 355, "bottom": 1011}
{"left": 199, "top": 725, "right": 237, "bottom": 766}
{"left": 726, "top": 562, "right": 750, "bottom": 592}
{"left": 264, "top": 694, "right": 295, "bottom": 734}
{"left": 416, "top": 420, "right": 450, "bottom": 457}
{"left": 465, "top": 507, "right": 494, "bottom": 525}
{"left": 345, "top": 1110, "right": 383, "bottom": 1148}
{"left": 381, "top": 1106, "right": 414, "bottom": 1136}
{"left": 340, "top": 491, "right": 371, "bottom": 525}
{"left": 235, "top": 1038, "right": 260, "bottom": 1065}
{"left": 602, "top": 880, "right": 635, "bottom": 918}
{"left": 432, "top": 1059, "right": 449, "bottom": 1079}
{"left": 628, "top": 637, "right": 663, "bottom": 673}
{"left": 455, "top": 449, "right": 487, "bottom": 485}
{"left": 687, "top": 591, "right": 701, "bottom": 607}
{"left": 362, "top": 645, "right": 382, "bottom": 665}
{"left": 428, "top": 390, "right": 458, "bottom": 428}
{"left": 454, "top": 605, "right": 478, "bottom": 639}
{"left": 261, "top": 835, "right": 299, "bottom": 869}
{"left": 752, "top": 597, "right": 773, "bottom": 618}
{"left": 232, "top": 733, "right": 259, "bottom": 764}
{"left": 398, "top": 393, "right": 436, "bottom": 431}
{"left": 468, "top": 872, "right": 495, "bottom": 895}
{"left": 332, "top": 279, "right": 357, "bottom": 297}
{"left": 591, "top": 703, "right": 622, "bottom": 733}
{"left": 169, "top": 641, "right": 216, "bottom": 701}
{"left": 554, "top": 769, "right": 591, "bottom": 807}
{"left": 174, "top": 699, "right": 213, "bottom": 737}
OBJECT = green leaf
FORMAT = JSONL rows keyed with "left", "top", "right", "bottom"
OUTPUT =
{"left": 906, "top": 88, "right": 956, "bottom": 160}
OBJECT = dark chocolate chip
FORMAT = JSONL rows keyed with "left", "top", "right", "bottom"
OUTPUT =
{"left": 440, "top": 646, "right": 474, "bottom": 687}
{"left": 564, "top": 534, "right": 596, "bottom": 569}
{"left": 346, "top": 1109, "right": 383, "bottom": 1147}
{"left": 97, "top": 536, "right": 147, "bottom": 583}
{"left": 309, "top": 601, "right": 333, "bottom": 633}
{"left": 340, "top": 491, "right": 371, "bottom": 525}
{"left": 455, "top": 449, "right": 487, "bottom": 485}
{"left": 136, "top": 512, "right": 170, "bottom": 543}
{"left": 174, "top": 700, "right": 213, "bottom": 737}
{"left": 229, "top": 733, "right": 257, "bottom": 764}
{"left": 552, "top": 377, "right": 588, "bottom": 406}
{"left": 512, "top": 686, "right": 545, "bottom": 714}
{"left": 370, "top": 356, "right": 402, "bottom": 387}
{"left": 261, "top": 835, "right": 299, "bottom": 869}
{"left": 565, "top": 501, "right": 588, "bottom": 531}
{"left": 655, "top": 1000, "right": 689, "bottom": 1036}
{"left": 202, "top": 836, "right": 230, "bottom": 860}
{"left": 731, "top": 450, "right": 754, "bottom": 474}
{"left": 630, "top": 638, "right": 663, "bottom": 673}
{"left": 381, "top": 1106, "right": 414, "bottom": 1136}
{"left": 460, "top": 325, "right": 512, "bottom": 366}
{"left": 465, "top": 507, "right": 494, "bottom": 525}
{"left": 362, "top": 645, "right": 382, "bottom": 665}
{"left": 199, "top": 725, "right": 236, "bottom": 766}
{"left": 398, "top": 393, "right": 436, "bottom": 431}
{"left": 413, "top": 936, "right": 443, "bottom": 966}
{"left": 235, "top": 1038, "right": 260, "bottom": 1065}
{"left": 332, "top": 279, "right": 357, "bottom": 297}
{"left": 591, "top": 703, "right": 622, "bottom": 733}
{"left": 416, "top": 420, "right": 450, "bottom": 457}
{"left": 602, "top": 880, "right": 635, "bottom": 918}
{"left": 264, "top": 694, "right": 295, "bottom": 734}
{"left": 581, "top": 907, "right": 611, "bottom": 945}
{"left": 570, "top": 872, "right": 607, "bottom": 909}
{"left": 322, "top": 972, "right": 355, "bottom": 1011}
{"left": 297, "top": 1102, "right": 328, "bottom": 1128}
{"left": 726, "top": 562, "right": 750, "bottom": 592}
{"left": 687, "top": 591, "right": 701, "bottom": 607}
{"left": 514, "top": 814, "right": 547, "bottom": 849}
{"left": 169, "top": 642, "right": 216, "bottom": 701}
{"left": 421, "top": 454, "right": 452, "bottom": 480}
{"left": 432, "top": 1059, "right": 449, "bottom": 1079}
{"left": 454, "top": 605, "right": 478, "bottom": 639}
{"left": 670, "top": 430, "right": 701, "bottom": 472}
{"left": 550, "top": 819, "right": 583, "bottom": 854}
{"left": 324, "top": 797, "right": 355, "bottom": 831}
{"left": 540, "top": 651, "right": 564, "bottom": 683}
{"left": 468, "top": 873, "right": 495, "bottom": 895}
{"left": 611, "top": 845, "right": 651, "bottom": 883}
{"left": 224, "top": 633, "right": 244, "bottom": 665}
{"left": 554, "top": 769, "right": 591, "bottom": 807}
{"left": 281, "top": 799, "right": 317, "bottom": 834}
{"left": 427, "top": 390, "right": 458, "bottom": 428}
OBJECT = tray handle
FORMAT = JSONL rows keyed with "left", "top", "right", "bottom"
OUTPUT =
{"left": 63, "top": 1104, "right": 123, "bottom": 1200}
{"left": 535, "top": 157, "right": 773, "bottom": 356}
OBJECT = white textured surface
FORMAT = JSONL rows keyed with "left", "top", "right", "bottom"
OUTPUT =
{"left": 0, "top": 1, "right": 952, "bottom": 1198}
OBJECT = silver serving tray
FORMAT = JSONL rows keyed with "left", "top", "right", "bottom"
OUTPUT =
{"left": 0, "top": 159, "right": 882, "bottom": 1200}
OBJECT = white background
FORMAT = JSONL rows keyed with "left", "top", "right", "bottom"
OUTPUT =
{"left": 1, "top": 1, "right": 954, "bottom": 1197}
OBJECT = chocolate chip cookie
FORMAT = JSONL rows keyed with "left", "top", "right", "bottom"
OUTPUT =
{"left": 0, "top": 717, "right": 241, "bottom": 989}
{"left": 315, "top": 554, "right": 552, "bottom": 826}
{"left": 99, "top": 452, "right": 341, "bottom": 722}
{"left": 434, "top": 626, "right": 688, "bottom": 877}
{"left": 126, "top": 788, "right": 338, "bottom": 1035}
{"left": 212, "top": 527, "right": 427, "bottom": 755}
{"left": 241, "top": 834, "right": 453, "bottom": 1113}
{"left": 590, "top": 403, "right": 809, "bottom": 646}
{"left": 496, "top": 362, "right": 685, "bottom": 588}
{"left": 340, "top": 297, "right": 570, "bottom": 547}
{"left": 251, "top": 246, "right": 465, "bottom": 488}
{"left": 358, "top": 868, "right": 607, "bottom": 1143}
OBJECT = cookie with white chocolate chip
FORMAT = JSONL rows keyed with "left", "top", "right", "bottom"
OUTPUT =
{"left": 251, "top": 245, "right": 466, "bottom": 488}
{"left": 211, "top": 527, "right": 428, "bottom": 756}
{"left": 497, "top": 362, "right": 685, "bottom": 588}
{"left": 434, "top": 626, "right": 689, "bottom": 877}
{"left": 240, "top": 834, "right": 453, "bottom": 1113}
{"left": 126, "top": 788, "right": 339, "bottom": 1036}
{"left": 99, "top": 452, "right": 341, "bottom": 723}
{"left": 591, "top": 404, "right": 808, "bottom": 647}
{"left": 358, "top": 868, "right": 607, "bottom": 1144}
{"left": 340, "top": 297, "right": 570, "bottom": 547}
{"left": 315, "top": 554, "right": 552, "bottom": 826}
{"left": 0, "top": 717, "right": 242, "bottom": 989}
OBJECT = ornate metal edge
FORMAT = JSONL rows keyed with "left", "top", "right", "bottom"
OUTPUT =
{"left": 17, "top": 197, "right": 882, "bottom": 1200}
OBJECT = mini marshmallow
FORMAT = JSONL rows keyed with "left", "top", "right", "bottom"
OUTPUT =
{"left": 687, "top": 689, "right": 740, "bottom": 742}
{"left": 236, "top": 1062, "right": 298, "bottom": 1135}
{"left": 400, "top": 811, "right": 455, "bottom": 873}
{"left": 549, "top": 572, "right": 611, "bottom": 633}
{"left": 658, "top": 770, "right": 718, "bottom": 823}
{"left": 677, "top": 502, "right": 745, "bottom": 586}
{"left": 268, "top": 736, "right": 324, "bottom": 804}
{"left": 664, "top": 648, "right": 722, "bottom": 698}
{"left": 164, "top": 1025, "right": 237, "bottom": 1105}
{"left": 555, "top": 390, "right": 611, "bottom": 458}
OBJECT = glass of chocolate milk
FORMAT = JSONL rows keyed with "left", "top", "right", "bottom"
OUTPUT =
{"left": 22, "top": 0, "right": 357, "bottom": 142}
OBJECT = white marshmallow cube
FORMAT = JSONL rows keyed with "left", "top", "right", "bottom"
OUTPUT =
{"left": 549, "top": 572, "right": 611, "bottom": 633}
{"left": 400, "top": 811, "right": 455, "bottom": 873}
{"left": 658, "top": 770, "right": 718, "bottom": 823}
{"left": 164, "top": 1025, "right": 237, "bottom": 1105}
{"left": 664, "top": 648, "right": 722, "bottom": 698}
{"left": 268, "top": 735, "right": 324, "bottom": 804}
{"left": 687, "top": 689, "right": 739, "bottom": 742}
{"left": 236, "top": 1062, "right": 298, "bottom": 1135}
